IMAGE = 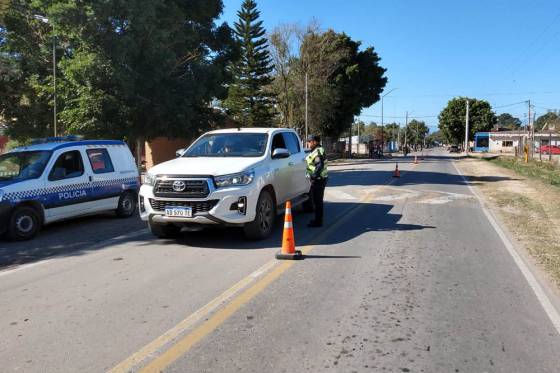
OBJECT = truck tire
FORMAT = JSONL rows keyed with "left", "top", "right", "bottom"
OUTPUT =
{"left": 8, "top": 206, "right": 41, "bottom": 241}
{"left": 149, "top": 221, "right": 181, "bottom": 238}
{"left": 116, "top": 191, "right": 137, "bottom": 218}
{"left": 244, "top": 190, "right": 275, "bottom": 240}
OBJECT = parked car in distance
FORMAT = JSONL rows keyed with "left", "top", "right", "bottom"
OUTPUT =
{"left": 449, "top": 145, "right": 460, "bottom": 153}
{"left": 538, "top": 145, "right": 560, "bottom": 155}
{"left": 0, "top": 136, "right": 140, "bottom": 240}
{"left": 139, "top": 128, "right": 310, "bottom": 240}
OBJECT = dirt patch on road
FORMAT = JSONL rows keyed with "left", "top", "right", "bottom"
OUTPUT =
{"left": 456, "top": 157, "right": 560, "bottom": 288}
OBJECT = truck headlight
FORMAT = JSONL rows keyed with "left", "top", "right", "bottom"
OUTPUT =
{"left": 143, "top": 173, "right": 156, "bottom": 186}
{"left": 215, "top": 170, "right": 255, "bottom": 188}
{"left": 0, "top": 189, "right": 4, "bottom": 202}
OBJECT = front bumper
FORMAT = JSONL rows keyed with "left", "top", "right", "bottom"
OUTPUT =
{"left": 139, "top": 182, "right": 260, "bottom": 226}
{"left": 0, "top": 201, "right": 13, "bottom": 235}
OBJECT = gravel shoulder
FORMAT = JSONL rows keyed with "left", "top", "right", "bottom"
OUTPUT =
{"left": 456, "top": 156, "right": 560, "bottom": 290}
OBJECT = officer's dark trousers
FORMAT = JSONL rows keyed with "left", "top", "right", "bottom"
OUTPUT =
{"left": 310, "top": 178, "right": 327, "bottom": 223}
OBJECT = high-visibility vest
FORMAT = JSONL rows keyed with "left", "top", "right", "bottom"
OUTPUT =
{"left": 306, "top": 146, "right": 328, "bottom": 178}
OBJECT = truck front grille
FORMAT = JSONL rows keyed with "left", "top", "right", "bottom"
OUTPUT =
{"left": 154, "top": 179, "right": 210, "bottom": 198}
{"left": 149, "top": 199, "right": 219, "bottom": 214}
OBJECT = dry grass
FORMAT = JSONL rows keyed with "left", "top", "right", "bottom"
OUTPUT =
{"left": 457, "top": 158, "right": 560, "bottom": 287}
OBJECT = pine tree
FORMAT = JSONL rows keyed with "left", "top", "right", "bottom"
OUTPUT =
{"left": 224, "top": 0, "right": 275, "bottom": 126}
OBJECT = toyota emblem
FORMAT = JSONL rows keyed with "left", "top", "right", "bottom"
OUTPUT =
{"left": 172, "top": 180, "right": 186, "bottom": 192}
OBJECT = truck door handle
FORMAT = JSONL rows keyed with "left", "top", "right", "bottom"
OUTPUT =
{"left": 289, "top": 162, "right": 295, "bottom": 166}
{"left": 89, "top": 176, "right": 93, "bottom": 182}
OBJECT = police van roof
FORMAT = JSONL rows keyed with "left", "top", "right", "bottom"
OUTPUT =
{"left": 11, "top": 140, "right": 126, "bottom": 153}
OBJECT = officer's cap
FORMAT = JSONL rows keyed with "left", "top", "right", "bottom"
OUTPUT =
{"left": 307, "top": 134, "right": 321, "bottom": 142}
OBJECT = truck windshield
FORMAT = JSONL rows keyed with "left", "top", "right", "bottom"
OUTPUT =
{"left": 0, "top": 151, "right": 52, "bottom": 181}
{"left": 183, "top": 133, "right": 268, "bottom": 157}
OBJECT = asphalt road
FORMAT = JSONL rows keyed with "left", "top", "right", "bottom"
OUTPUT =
{"left": 1, "top": 151, "right": 559, "bottom": 373}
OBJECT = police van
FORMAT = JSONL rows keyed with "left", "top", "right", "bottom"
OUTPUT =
{"left": 0, "top": 136, "right": 140, "bottom": 240}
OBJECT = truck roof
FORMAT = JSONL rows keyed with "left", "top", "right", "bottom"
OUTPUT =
{"left": 10, "top": 140, "right": 126, "bottom": 153}
{"left": 207, "top": 128, "right": 295, "bottom": 135}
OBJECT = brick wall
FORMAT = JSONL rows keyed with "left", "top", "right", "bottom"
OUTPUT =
{"left": 145, "top": 137, "right": 191, "bottom": 170}
{"left": 0, "top": 136, "right": 8, "bottom": 154}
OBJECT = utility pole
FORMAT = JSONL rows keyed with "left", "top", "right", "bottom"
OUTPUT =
{"left": 397, "top": 123, "right": 400, "bottom": 152}
{"left": 34, "top": 15, "right": 57, "bottom": 136}
{"left": 53, "top": 23, "right": 57, "bottom": 137}
{"left": 305, "top": 72, "right": 308, "bottom": 144}
{"left": 380, "top": 88, "right": 398, "bottom": 156}
{"left": 464, "top": 99, "right": 470, "bottom": 154}
{"left": 404, "top": 111, "right": 409, "bottom": 154}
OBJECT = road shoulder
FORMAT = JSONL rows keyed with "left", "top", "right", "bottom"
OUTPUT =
{"left": 455, "top": 156, "right": 560, "bottom": 303}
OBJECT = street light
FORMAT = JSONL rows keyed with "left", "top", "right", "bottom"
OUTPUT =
{"left": 381, "top": 88, "right": 398, "bottom": 155}
{"left": 34, "top": 15, "right": 57, "bottom": 137}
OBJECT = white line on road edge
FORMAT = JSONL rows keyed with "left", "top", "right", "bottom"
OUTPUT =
{"left": 0, "top": 228, "right": 149, "bottom": 278}
{"left": 452, "top": 160, "right": 560, "bottom": 335}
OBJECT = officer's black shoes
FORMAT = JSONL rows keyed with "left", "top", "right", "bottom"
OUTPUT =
{"left": 307, "top": 220, "right": 323, "bottom": 228}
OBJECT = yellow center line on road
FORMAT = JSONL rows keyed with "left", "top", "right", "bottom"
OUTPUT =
{"left": 110, "top": 177, "right": 398, "bottom": 373}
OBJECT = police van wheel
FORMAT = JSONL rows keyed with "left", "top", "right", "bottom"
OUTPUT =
{"left": 244, "top": 190, "right": 275, "bottom": 240}
{"left": 8, "top": 206, "right": 41, "bottom": 241}
{"left": 149, "top": 222, "right": 181, "bottom": 238}
{"left": 116, "top": 192, "right": 136, "bottom": 218}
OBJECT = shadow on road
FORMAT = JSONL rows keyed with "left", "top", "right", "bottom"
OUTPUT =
{"left": 146, "top": 201, "right": 435, "bottom": 251}
{"left": 0, "top": 214, "right": 145, "bottom": 269}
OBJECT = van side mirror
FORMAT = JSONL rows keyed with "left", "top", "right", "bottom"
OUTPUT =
{"left": 175, "top": 148, "right": 185, "bottom": 157}
{"left": 272, "top": 148, "right": 290, "bottom": 159}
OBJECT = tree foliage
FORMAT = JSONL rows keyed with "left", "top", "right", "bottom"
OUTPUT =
{"left": 496, "top": 113, "right": 521, "bottom": 130}
{"left": 535, "top": 112, "right": 560, "bottom": 131}
{"left": 404, "top": 119, "right": 429, "bottom": 149}
{"left": 1, "top": 0, "right": 237, "bottom": 141}
{"left": 438, "top": 97, "right": 495, "bottom": 144}
{"left": 223, "top": 0, "right": 275, "bottom": 127}
{"left": 268, "top": 25, "right": 387, "bottom": 138}
{"left": 299, "top": 30, "right": 387, "bottom": 138}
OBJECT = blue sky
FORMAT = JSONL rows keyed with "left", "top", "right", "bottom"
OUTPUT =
{"left": 220, "top": 0, "right": 560, "bottom": 131}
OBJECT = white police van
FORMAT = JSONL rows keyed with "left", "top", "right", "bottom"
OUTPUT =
{"left": 0, "top": 136, "right": 140, "bottom": 240}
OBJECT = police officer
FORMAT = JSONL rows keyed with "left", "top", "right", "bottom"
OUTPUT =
{"left": 305, "top": 135, "right": 328, "bottom": 227}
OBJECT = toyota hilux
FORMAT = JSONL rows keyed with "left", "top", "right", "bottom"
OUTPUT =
{"left": 139, "top": 128, "right": 310, "bottom": 239}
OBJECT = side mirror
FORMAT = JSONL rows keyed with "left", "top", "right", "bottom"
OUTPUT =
{"left": 175, "top": 148, "right": 185, "bottom": 158}
{"left": 272, "top": 148, "right": 290, "bottom": 159}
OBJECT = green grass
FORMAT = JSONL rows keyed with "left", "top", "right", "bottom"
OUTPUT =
{"left": 485, "top": 156, "right": 560, "bottom": 187}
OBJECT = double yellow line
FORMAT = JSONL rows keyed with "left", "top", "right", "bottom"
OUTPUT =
{"left": 111, "top": 183, "right": 392, "bottom": 372}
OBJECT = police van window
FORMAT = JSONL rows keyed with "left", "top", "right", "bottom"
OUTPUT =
{"left": 86, "top": 149, "right": 114, "bottom": 174}
{"left": 271, "top": 133, "right": 287, "bottom": 152}
{"left": 49, "top": 151, "right": 84, "bottom": 181}
{"left": 282, "top": 132, "right": 301, "bottom": 154}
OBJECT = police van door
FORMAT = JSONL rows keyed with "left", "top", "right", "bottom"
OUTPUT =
{"left": 43, "top": 149, "right": 93, "bottom": 222}
{"left": 84, "top": 147, "right": 120, "bottom": 212}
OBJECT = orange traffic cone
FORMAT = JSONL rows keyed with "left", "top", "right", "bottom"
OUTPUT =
{"left": 393, "top": 163, "right": 400, "bottom": 178}
{"left": 276, "top": 201, "right": 302, "bottom": 260}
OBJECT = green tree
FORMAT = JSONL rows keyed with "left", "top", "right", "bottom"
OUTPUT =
{"left": 405, "top": 119, "right": 429, "bottom": 149}
{"left": 224, "top": 0, "right": 275, "bottom": 126}
{"left": 438, "top": 97, "right": 495, "bottom": 145}
{"left": 298, "top": 30, "right": 387, "bottom": 138}
{"left": 1, "top": 0, "right": 236, "bottom": 142}
{"left": 496, "top": 113, "right": 521, "bottom": 130}
{"left": 535, "top": 112, "right": 560, "bottom": 131}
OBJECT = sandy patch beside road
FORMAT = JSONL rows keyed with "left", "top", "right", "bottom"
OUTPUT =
{"left": 456, "top": 157, "right": 560, "bottom": 288}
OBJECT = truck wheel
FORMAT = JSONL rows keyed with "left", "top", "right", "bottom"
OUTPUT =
{"left": 8, "top": 206, "right": 41, "bottom": 241}
{"left": 244, "top": 190, "right": 275, "bottom": 240}
{"left": 116, "top": 191, "right": 137, "bottom": 218}
{"left": 149, "top": 221, "right": 181, "bottom": 238}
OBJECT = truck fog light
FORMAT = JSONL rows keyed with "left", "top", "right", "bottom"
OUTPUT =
{"left": 139, "top": 196, "right": 145, "bottom": 213}
{"left": 237, "top": 197, "right": 247, "bottom": 215}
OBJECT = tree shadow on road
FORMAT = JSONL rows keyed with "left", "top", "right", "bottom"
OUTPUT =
{"left": 147, "top": 201, "right": 435, "bottom": 251}
{"left": 0, "top": 214, "right": 146, "bottom": 270}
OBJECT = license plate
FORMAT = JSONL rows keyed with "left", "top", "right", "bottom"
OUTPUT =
{"left": 165, "top": 207, "right": 192, "bottom": 218}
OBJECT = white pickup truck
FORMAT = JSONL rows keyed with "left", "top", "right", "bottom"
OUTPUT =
{"left": 139, "top": 128, "right": 310, "bottom": 239}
